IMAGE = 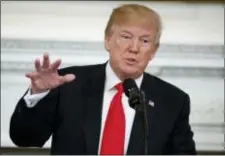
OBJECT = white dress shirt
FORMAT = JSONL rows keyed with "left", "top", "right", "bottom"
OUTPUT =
{"left": 23, "top": 62, "right": 143, "bottom": 154}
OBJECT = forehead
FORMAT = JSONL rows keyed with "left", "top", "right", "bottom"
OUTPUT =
{"left": 114, "top": 21, "right": 157, "bottom": 37}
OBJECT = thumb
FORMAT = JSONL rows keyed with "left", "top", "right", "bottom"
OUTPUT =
{"left": 60, "top": 74, "right": 76, "bottom": 84}
{"left": 64, "top": 74, "right": 76, "bottom": 82}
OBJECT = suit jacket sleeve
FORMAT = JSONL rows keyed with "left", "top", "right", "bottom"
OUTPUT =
{"left": 169, "top": 94, "right": 197, "bottom": 154}
{"left": 9, "top": 86, "right": 59, "bottom": 147}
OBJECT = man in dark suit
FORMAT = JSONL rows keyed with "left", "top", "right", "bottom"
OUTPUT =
{"left": 9, "top": 4, "right": 196, "bottom": 155}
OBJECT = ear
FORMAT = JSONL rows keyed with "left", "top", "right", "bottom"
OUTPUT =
{"left": 104, "top": 35, "right": 111, "bottom": 52}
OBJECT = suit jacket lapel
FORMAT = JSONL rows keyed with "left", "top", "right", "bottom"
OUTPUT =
{"left": 83, "top": 64, "right": 106, "bottom": 154}
{"left": 126, "top": 111, "right": 145, "bottom": 154}
{"left": 127, "top": 72, "right": 158, "bottom": 154}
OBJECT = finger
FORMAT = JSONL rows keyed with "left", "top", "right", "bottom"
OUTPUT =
{"left": 64, "top": 74, "right": 76, "bottom": 83}
{"left": 50, "top": 59, "right": 61, "bottom": 71}
{"left": 25, "top": 72, "right": 39, "bottom": 80}
{"left": 42, "top": 52, "right": 50, "bottom": 69}
{"left": 58, "top": 74, "right": 75, "bottom": 84}
{"left": 35, "top": 58, "right": 41, "bottom": 72}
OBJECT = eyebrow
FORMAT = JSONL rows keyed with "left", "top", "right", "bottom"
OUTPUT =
{"left": 120, "top": 30, "right": 133, "bottom": 35}
{"left": 120, "top": 30, "right": 152, "bottom": 38}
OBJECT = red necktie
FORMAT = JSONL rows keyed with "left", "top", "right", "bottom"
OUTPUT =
{"left": 100, "top": 83, "right": 125, "bottom": 155}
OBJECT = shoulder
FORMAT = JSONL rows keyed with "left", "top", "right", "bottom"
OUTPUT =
{"left": 144, "top": 73, "right": 191, "bottom": 118}
{"left": 144, "top": 72, "right": 189, "bottom": 100}
{"left": 56, "top": 63, "right": 106, "bottom": 90}
{"left": 58, "top": 63, "right": 105, "bottom": 76}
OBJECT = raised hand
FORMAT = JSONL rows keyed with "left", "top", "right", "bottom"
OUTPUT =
{"left": 25, "top": 53, "right": 75, "bottom": 94}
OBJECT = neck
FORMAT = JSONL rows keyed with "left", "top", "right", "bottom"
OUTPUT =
{"left": 109, "top": 60, "right": 142, "bottom": 81}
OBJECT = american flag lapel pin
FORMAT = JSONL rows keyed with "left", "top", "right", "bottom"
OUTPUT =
{"left": 148, "top": 100, "right": 155, "bottom": 107}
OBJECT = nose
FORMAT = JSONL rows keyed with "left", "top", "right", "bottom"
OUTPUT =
{"left": 129, "top": 39, "right": 139, "bottom": 54}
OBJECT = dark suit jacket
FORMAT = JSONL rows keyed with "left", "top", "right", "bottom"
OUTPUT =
{"left": 9, "top": 63, "right": 196, "bottom": 155}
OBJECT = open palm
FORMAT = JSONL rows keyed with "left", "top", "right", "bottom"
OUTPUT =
{"left": 25, "top": 53, "right": 75, "bottom": 94}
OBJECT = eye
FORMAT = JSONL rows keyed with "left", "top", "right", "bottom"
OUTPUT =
{"left": 121, "top": 35, "right": 131, "bottom": 39}
{"left": 143, "top": 39, "right": 149, "bottom": 43}
{"left": 141, "top": 38, "right": 152, "bottom": 44}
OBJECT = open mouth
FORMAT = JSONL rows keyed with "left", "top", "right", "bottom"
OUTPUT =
{"left": 125, "top": 58, "right": 137, "bottom": 65}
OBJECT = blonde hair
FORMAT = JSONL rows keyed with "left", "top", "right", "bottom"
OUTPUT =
{"left": 104, "top": 4, "right": 162, "bottom": 44}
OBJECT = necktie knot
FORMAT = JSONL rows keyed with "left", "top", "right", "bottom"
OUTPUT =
{"left": 115, "top": 82, "right": 123, "bottom": 93}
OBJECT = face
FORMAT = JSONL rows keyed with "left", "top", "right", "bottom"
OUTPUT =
{"left": 105, "top": 21, "right": 159, "bottom": 80}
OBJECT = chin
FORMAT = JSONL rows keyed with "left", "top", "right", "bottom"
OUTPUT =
{"left": 120, "top": 66, "right": 140, "bottom": 79}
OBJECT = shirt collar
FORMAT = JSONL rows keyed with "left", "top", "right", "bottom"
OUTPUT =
{"left": 105, "top": 62, "right": 143, "bottom": 91}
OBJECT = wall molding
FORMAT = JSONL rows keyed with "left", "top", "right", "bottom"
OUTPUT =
{"left": 1, "top": 61, "right": 224, "bottom": 78}
{"left": 1, "top": 38, "right": 224, "bottom": 78}
{"left": 1, "top": 38, "right": 224, "bottom": 57}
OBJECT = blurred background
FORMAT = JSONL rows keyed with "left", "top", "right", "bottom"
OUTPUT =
{"left": 1, "top": 1, "right": 224, "bottom": 154}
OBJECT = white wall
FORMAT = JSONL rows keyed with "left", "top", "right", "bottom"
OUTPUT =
{"left": 1, "top": 1, "right": 224, "bottom": 44}
{"left": 1, "top": 1, "right": 224, "bottom": 151}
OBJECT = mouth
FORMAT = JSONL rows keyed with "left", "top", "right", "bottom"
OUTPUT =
{"left": 124, "top": 58, "right": 137, "bottom": 65}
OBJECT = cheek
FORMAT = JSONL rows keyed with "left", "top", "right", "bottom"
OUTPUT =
{"left": 112, "top": 44, "right": 129, "bottom": 59}
{"left": 145, "top": 52, "right": 153, "bottom": 61}
{"left": 138, "top": 52, "right": 152, "bottom": 66}
{"left": 116, "top": 42, "right": 129, "bottom": 53}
